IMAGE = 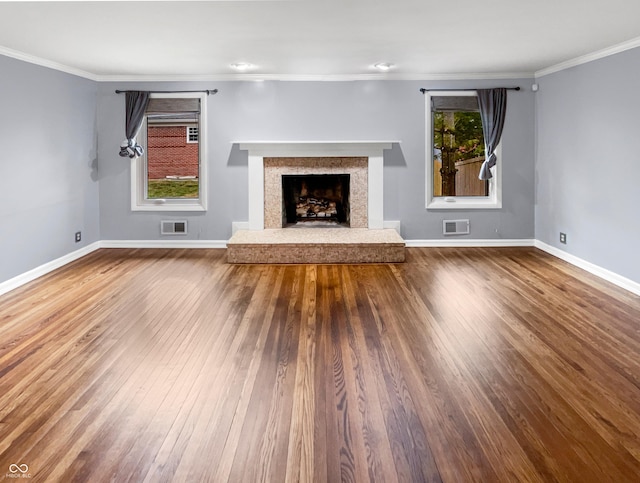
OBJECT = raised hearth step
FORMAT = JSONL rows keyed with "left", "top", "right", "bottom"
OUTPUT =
{"left": 227, "top": 228, "right": 405, "bottom": 264}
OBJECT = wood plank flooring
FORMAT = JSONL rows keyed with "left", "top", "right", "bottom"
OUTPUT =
{"left": 1, "top": 247, "right": 639, "bottom": 482}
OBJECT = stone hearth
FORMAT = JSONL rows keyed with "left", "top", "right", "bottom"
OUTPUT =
{"left": 227, "top": 228, "right": 405, "bottom": 264}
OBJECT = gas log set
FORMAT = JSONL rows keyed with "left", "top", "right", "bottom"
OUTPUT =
{"left": 296, "top": 196, "right": 338, "bottom": 219}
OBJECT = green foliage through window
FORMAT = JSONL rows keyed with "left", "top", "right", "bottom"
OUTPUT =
{"left": 432, "top": 99, "right": 488, "bottom": 198}
{"left": 433, "top": 111, "right": 485, "bottom": 162}
{"left": 147, "top": 180, "right": 199, "bottom": 199}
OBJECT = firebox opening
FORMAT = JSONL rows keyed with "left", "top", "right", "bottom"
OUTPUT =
{"left": 282, "top": 174, "right": 350, "bottom": 227}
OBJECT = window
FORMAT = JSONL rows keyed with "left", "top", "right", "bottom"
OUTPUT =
{"left": 187, "top": 126, "right": 199, "bottom": 143}
{"left": 425, "top": 90, "right": 501, "bottom": 209}
{"left": 131, "top": 92, "right": 207, "bottom": 211}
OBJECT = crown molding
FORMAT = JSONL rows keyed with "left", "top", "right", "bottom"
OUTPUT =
{"left": 0, "top": 44, "right": 533, "bottom": 83}
{"left": 10, "top": 31, "right": 640, "bottom": 84}
{"left": 0, "top": 45, "right": 98, "bottom": 81}
{"left": 535, "top": 35, "right": 640, "bottom": 78}
{"left": 95, "top": 71, "right": 534, "bottom": 83}
{"left": 0, "top": 47, "right": 534, "bottom": 83}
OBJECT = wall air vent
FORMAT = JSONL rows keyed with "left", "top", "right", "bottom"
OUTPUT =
{"left": 443, "top": 219, "right": 470, "bottom": 235}
{"left": 161, "top": 220, "right": 187, "bottom": 235}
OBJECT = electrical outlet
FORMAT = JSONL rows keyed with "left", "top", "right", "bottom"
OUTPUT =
{"left": 75, "top": 231, "right": 82, "bottom": 243}
{"left": 559, "top": 232, "right": 566, "bottom": 244}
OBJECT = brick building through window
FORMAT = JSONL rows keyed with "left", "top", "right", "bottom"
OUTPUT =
{"left": 147, "top": 123, "right": 199, "bottom": 180}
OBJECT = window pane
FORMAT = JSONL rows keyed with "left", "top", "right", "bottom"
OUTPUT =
{"left": 432, "top": 97, "right": 488, "bottom": 197}
{"left": 187, "top": 126, "right": 199, "bottom": 143}
{"left": 146, "top": 116, "right": 200, "bottom": 199}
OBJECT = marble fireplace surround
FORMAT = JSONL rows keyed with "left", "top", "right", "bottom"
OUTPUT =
{"left": 239, "top": 141, "right": 393, "bottom": 230}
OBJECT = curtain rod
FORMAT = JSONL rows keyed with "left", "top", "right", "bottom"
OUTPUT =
{"left": 420, "top": 87, "right": 520, "bottom": 94}
{"left": 115, "top": 89, "right": 218, "bottom": 95}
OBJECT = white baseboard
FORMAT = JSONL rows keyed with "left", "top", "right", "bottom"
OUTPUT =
{"left": 0, "top": 241, "right": 101, "bottom": 297}
{"left": 0, "top": 239, "right": 227, "bottom": 296}
{"left": 405, "top": 239, "right": 535, "bottom": 248}
{"left": 383, "top": 220, "right": 401, "bottom": 234}
{"left": 534, "top": 241, "right": 640, "bottom": 296}
{"left": 2, "top": 238, "right": 638, "bottom": 299}
{"left": 232, "top": 222, "right": 250, "bottom": 235}
{"left": 100, "top": 240, "right": 228, "bottom": 249}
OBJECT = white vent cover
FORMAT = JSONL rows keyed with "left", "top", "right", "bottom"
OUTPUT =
{"left": 161, "top": 220, "right": 187, "bottom": 235}
{"left": 443, "top": 219, "right": 469, "bottom": 235}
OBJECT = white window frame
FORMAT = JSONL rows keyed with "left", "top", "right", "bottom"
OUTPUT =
{"left": 131, "top": 92, "right": 207, "bottom": 212}
{"left": 186, "top": 126, "right": 199, "bottom": 144}
{"left": 425, "top": 90, "right": 502, "bottom": 210}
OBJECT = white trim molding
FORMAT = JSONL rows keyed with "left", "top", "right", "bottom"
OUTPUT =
{"left": 3, "top": 27, "right": 639, "bottom": 84}
{"left": 535, "top": 35, "right": 640, "bottom": 78}
{"left": 2, "top": 238, "right": 639, "bottom": 299}
{"left": 100, "top": 240, "right": 228, "bottom": 249}
{"left": 534, "top": 241, "right": 640, "bottom": 296}
{"left": 0, "top": 45, "right": 98, "bottom": 81}
{"left": 406, "top": 239, "right": 535, "bottom": 248}
{"left": 0, "top": 242, "right": 101, "bottom": 297}
{"left": 96, "top": 72, "right": 535, "bottom": 83}
{"left": 424, "top": 90, "right": 502, "bottom": 210}
{"left": 131, "top": 92, "right": 208, "bottom": 212}
{"left": 0, "top": 45, "right": 534, "bottom": 82}
{"left": 383, "top": 220, "right": 401, "bottom": 235}
{"left": 232, "top": 221, "right": 250, "bottom": 235}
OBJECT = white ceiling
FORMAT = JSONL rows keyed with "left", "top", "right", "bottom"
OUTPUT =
{"left": 1, "top": 0, "right": 640, "bottom": 80}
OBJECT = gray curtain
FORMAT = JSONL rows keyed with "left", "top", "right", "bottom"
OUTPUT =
{"left": 477, "top": 88, "right": 507, "bottom": 180}
{"left": 119, "top": 91, "right": 150, "bottom": 158}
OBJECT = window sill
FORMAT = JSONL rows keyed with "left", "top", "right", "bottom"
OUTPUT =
{"left": 427, "top": 196, "right": 502, "bottom": 210}
{"left": 131, "top": 200, "right": 206, "bottom": 212}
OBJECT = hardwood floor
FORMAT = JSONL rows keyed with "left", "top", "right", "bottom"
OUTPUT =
{"left": 1, "top": 247, "right": 640, "bottom": 482}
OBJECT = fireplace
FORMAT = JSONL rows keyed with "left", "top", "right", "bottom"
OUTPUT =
{"left": 239, "top": 141, "right": 392, "bottom": 231}
{"left": 228, "top": 142, "right": 405, "bottom": 264}
{"left": 282, "top": 174, "right": 350, "bottom": 227}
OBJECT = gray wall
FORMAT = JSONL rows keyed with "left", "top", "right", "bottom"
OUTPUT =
{"left": 98, "top": 79, "right": 535, "bottom": 241}
{"left": 5, "top": 45, "right": 638, "bottom": 289}
{"left": 536, "top": 47, "right": 640, "bottom": 283}
{"left": 0, "top": 55, "right": 99, "bottom": 284}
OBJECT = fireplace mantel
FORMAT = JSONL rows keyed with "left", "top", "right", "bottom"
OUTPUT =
{"left": 238, "top": 141, "right": 395, "bottom": 230}
{"left": 238, "top": 141, "right": 394, "bottom": 158}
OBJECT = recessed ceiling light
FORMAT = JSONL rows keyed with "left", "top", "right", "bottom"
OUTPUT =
{"left": 230, "top": 62, "right": 254, "bottom": 71}
{"left": 374, "top": 62, "right": 393, "bottom": 72}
